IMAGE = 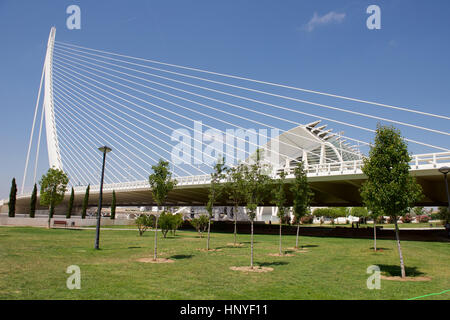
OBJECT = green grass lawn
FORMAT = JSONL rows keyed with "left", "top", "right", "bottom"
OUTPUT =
{"left": 299, "top": 222, "right": 444, "bottom": 228}
{"left": 0, "top": 226, "right": 448, "bottom": 300}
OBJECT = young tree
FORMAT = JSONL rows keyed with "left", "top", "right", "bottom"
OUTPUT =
{"left": 66, "top": 187, "right": 74, "bottom": 219}
{"left": 190, "top": 215, "right": 210, "bottom": 238}
{"left": 224, "top": 163, "right": 246, "bottom": 245}
{"left": 206, "top": 157, "right": 226, "bottom": 250}
{"left": 243, "top": 150, "right": 271, "bottom": 268}
{"left": 271, "top": 171, "right": 288, "bottom": 255}
{"left": 360, "top": 125, "right": 422, "bottom": 278}
{"left": 290, "top": 161, "right": 313, "bottom": 249}
{"left": 149, "top": 159, "right": 177, "bottom": 261}
{"left": 110, "top": 190, "right": 116, "bottom": 220}
{"left": 39, "top": 168, "right": 69, "bottom": 229}
{"left": 350, "top": 206, "right": 381, "bottom": 250}
{"left": 81, "top": 185, "right": 90, "bottom": 219}
{"left": 159, "top": 211, "right": 175, "bottom": 238}
{"left": 30, "top": 183, "right": 37, "bottom": 218}
{"left": 350, "top": 207, "right": 369, "bottom": 224}
{"left": 8, "top": 178, "right": 17, "bottom": 217}
{"left": 172, "top": 213, "right": 183, "bottom": 236}
{"left": 135, "top": 214, "right": 155, "bottom": 236}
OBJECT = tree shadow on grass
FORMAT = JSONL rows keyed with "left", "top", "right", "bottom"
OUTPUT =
{"left": 257, "top": 261, "right": 289, "bottom": 267}
{"left": 169, "top": 254, "right": 193, "bottom": 260}
{"left": 215, "top": 245, "right": 244, "bottom": 250}
{"left": 378, "top": 264, "right": 425, "bottom": 277}
{"left": 369, "top": 247, "right": 391, "bottom": 251}
{"left": 299, "top": 244, "right": 318, "bottom": 248}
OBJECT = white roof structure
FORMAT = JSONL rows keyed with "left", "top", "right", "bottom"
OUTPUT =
{"left": 258, "top": 120, "right": 363, "bottom": 172}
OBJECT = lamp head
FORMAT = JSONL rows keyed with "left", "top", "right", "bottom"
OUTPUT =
{"left": 438, "top": 166, "right": 450, "bottom": 175}
{"left": 98, "top": 146, "right": 112, "bottom": 154}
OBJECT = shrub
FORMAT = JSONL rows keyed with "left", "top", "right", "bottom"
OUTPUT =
{"left": 313, "top": 208, "right": 333, "bottom": 218}
{"left": 401, "top": 214, "right": 413, "bottom": 223}
{"left": 300, "top": 215, "right": 314, "bottom": 224}
{"left": 170, "top": 213, "right": 184, "bottom": 236}
{"left": 135, "top": 214, "right": 155, "bottom": 236}
{"left": 158, "top": 212, "right": 173, "bottom": 238}
{"left": 430, "top": 213, "right": 440, "bottom": 220}
{"left": 350, "top": 207, "right": 369, "bottom": 223}
{"left": 190, "top": 215, "right": 209, "bottom": 237}
{"left": 417, "top": 215, "right": 430, "bottom": 223}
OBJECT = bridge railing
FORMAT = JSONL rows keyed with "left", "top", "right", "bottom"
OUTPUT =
{"left": 410, "top": 152, "right": 450, "bottom": 169}
{"left": 283, "top": 151, "right": 450, "bottom": 176}
{"left": 15, "top": 152, "right": 450, "bottom": 198}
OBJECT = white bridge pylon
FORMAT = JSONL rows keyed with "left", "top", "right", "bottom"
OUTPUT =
{"left": 43, "top": 27, "right": 63, "bottom": 171}
{"left": 20, "top": 27, "right": 450, "bottom": 202}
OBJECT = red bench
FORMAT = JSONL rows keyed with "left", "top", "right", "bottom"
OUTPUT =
{"left": 53, "top": 220, "right": 67, "bottom": 228}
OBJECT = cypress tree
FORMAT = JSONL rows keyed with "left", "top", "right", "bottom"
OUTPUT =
{"left": 30, "top": 183, "right": 37, "bottom": 218}
{"left": 67, "top": 187, "right": 74, "bottom": 219}
{"left": 81, "top": 185, "right": 90, "bottom": 219}
{"left": 110, "top": 190, "right": 116, "bottom": 220}
{"left": 8, "top": 178, "right": 17, "bottom": 217}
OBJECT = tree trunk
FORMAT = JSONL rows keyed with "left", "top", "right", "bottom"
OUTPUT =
{"left": 279, "top": 221, "right": 282, "bottom": 255}
{"left": 394, "top": 220, "right": 406, "bottom": 278}
{"left": 153, "top": 213, "right": 159, "bottom": 261}
{"left": 234, "top": 204, "right": 238, "bottom": 245}
{"left": 250, "top": 220, "right": 254, "bottom": 268}
{"left": 47, "top": 205, "right": 51, "bottom": 229}
{"left": 295, "top": 223, "right": 300, "bottom": 249}
{"left": 207, "top": 217, "right": 211, "bottom": 250}
{"left": 373, "top": 220, "right": 377, "bottom": 252}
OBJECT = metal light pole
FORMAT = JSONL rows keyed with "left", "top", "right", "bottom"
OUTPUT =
{"left": 438, "top": 166, "right": 450, "bottom": 214}
{"left": 95, "top": 146, "right": 112, "bottom": 250}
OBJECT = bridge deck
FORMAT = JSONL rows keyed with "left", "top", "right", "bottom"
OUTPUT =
{"left": 4, "top": 152, "right": 449, "bottom": 214}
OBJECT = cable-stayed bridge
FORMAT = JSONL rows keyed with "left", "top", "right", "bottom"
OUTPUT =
{"left": 3, "top": 27, "right": 450, "bottom": 214}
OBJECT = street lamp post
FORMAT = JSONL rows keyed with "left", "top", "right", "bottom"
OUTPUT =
{"left": 438, "top": 166, "right": 450, "bottom": 214}
{"left": 95, "top": 146, "right": 112, "bottom": 250}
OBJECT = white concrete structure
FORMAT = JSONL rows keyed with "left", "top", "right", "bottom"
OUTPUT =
{"left": 43, "top": 27, "right": 63, "bottom": 170}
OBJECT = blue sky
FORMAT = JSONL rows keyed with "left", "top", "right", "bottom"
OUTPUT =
{"left": 0, "top": 0, "right": 449, "bottom": 197}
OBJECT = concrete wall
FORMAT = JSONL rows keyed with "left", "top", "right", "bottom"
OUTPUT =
{"left": 0, "top": 213, "right": 135, "bottom": 228}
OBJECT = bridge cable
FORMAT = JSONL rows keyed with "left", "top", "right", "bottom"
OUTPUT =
{"left": 55, "top": 41, "right": 450, "bottom": 121}
{"left": 54, "top": 43, "right": 450, "bottom": 133}
{"left": 53, "top": 47, "right": 449, "bottom": 152}
{"left": 53, "top": 52, "right": 365, "bottom": 160}
{"left": 54, "top": 61, "right": 354, "bottom": 168}
{"left": 54, "top": 80, "right": 197, "bottom": 177}
{"left": 54, "top": 82, "right": 192, "bottom": 178}
{"left": 53, "top": 71, "right": 211, "bottom": 175}
{"left": 53, "top": 95, "right": 138, "bottom": 182}
{"left": 53, "top": 57, "right": 358, "bottom": 165}
{"left": 21, "top": 59, "right": 46, "bottom": 194}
